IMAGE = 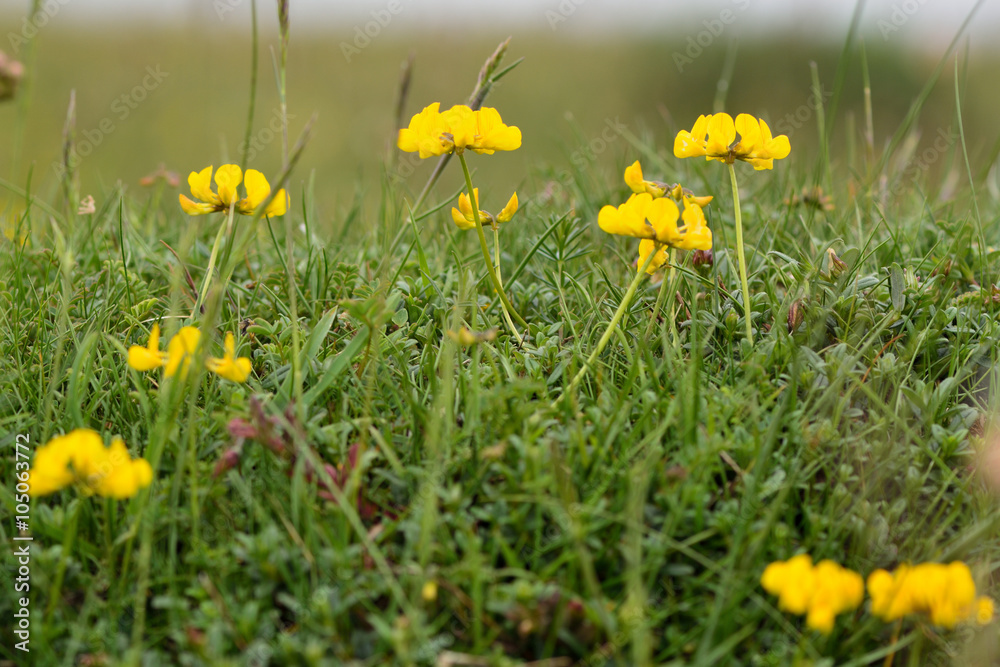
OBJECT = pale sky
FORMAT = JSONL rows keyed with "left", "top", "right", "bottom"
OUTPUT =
{"left": 4, "top": 0, "right": 1000, "bottom": 50}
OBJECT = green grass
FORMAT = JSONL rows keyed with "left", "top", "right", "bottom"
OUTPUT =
{"left": 2, "top": 18, "right": 1000, "bottom": 667}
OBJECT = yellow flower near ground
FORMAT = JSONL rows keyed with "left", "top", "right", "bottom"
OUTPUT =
{"left": 27, "top": 429, "right": 153, "bottom": 499}
{"left": 451, "top": 189, "right": 518, "bottom": 230}
{"left": 761, "top": 554, "right": 864, "bottom": 634}
{"left": 674, "top": 113, "right": 790, "bottom": 170}
{"left": 206, "top": 332, "right": 252, "bottom": 383}
{"left": 129, "top": 326, "right": 251, "bottom": 383}
{"left": 179, "top": 164, "right": 288, "bottom": 217}
{"left": 398, "top": 103, "right": 521, "bottom": 158}
{"left": 127, "top": 323, "right": 168, "bottom": 371}
{"left": 164, "top": 326, "right": 202, "bottom": 378}
{"left": 867, "top": 562, "right": 994, "bottom": 629}
{"left": 598, "top": 193, "right": 712, "bottom": 273}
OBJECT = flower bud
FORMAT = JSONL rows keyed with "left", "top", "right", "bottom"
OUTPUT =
{"left": 827, "top": 248, "right": 847, "bottom": 279}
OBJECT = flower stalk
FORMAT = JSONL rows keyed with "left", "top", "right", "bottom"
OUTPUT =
{"left": 728, "top": 163, "right": 753, "bottom": 345}
{"left": 565, "top": 248, "right": 658, "bottom": 396}
{"left": 456, "top": 151, "right": 526, "bottom": 343}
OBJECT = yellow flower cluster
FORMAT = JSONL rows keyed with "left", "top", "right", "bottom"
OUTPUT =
{"left": 397, "top": 103, "right": 521, "bottom": 158}
{"left": 128, "top": 324, "right": 251, "bottom": 383}
{"left": 867, "top": 562, "right": 995, "bottom": 629}
{"left": 27, "top": 429, "right": 152, "bottom": 499}
{"left": 598, "top": 161, "right": 713, "bottom": 273}
{"left": 451, "top": 188, "right": 518, "bottom": 230}
{"left": 674, "top": 112, "right": 790, "bottom": 170}
{"left": 761, "top": 554, "right": 865, "bottom": 634}
{"left": 179, "top": 164, "right": 288, "bottom": 217}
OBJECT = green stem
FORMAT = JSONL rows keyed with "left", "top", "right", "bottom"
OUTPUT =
{"left": 193, "top": 205, "right": 235, "bottom": 318}
{"left": 644, "top": 248, "right": 676, "bottom": 341}
{"left": 492, "top": 223, "right": 518, "bottom": 339}
{"left": 565, "top": 249, "right": 658, "bottom": 397}
{"left": 456, "top": 152, "right": 526, "bottom": 342}
{"left": 728, "top": 163, "right": 753, "bottom": 345}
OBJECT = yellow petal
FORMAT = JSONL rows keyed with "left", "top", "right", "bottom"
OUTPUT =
{"left": 706, "top": 113, "right": 736, "bottom": 156}
{"left": 624, "top": 161, "right": 645, "bottom": 193}
{"left": 128, "top": 346, "right": 166, "bottom": 371}
{"left": 241, "top": 169, "right": 271, "bottom": 212}
{"left": 451, "top": 207, "right": 475, "bottom": 230}
{"left": 214, "top": 164, "right": 243, "bottom": 208}
{"left": 264, "top": 189, "right": 289, "bottom": 217}
{"left": 637, "top": 239, "right": 667, "bottom": 274}
{"left": 497, "top": 191, "right": 518, "bottom": 223}
{"left": 179, "top": 194, "right": 217, "bottom": 215}
{"left": 459, "top": 189, "right": 478, "bottom": 219}
{"left": 734, "top": 114, "right": 762, "bottom": 156}
{"left": 472, "top": 107, "right": 521, "bottom": 154}
{"left": 188, "top": 165, "right": 218, "bottom": 204}
{"left": 165, "top": 326, "right": 201, "bottom": 378}
{"left": 647, "top": 197, "right": 681, "bottom": 244}
{"left": 444, "top": 104, "right": 477, "bottom": 150}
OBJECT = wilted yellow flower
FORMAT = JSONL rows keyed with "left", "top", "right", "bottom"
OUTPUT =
{"left": 867, "top": 562, "right": 994, "bottom": 629}
{"left": 398, "top": 103, "right": 521, "bottom": 158}
{"left": 27, "top": 429, "right": 153, "bottom": 499}
{"left": 206, "top": 332, "right": 252, "bottom": 383}
{"left": 674, "top": 113, "right": 790, "bottom": 170}
{"left": 179, "top": 165, "right": 288, "bottom": 217}
{"left": 761, "top": 554, "right": 864, "bottom": 634}
{"left": 599, "top": 193, "right": 712, "bottom": 273}
{"left": 451, "top": 189, "right": 518, "bottom": 230}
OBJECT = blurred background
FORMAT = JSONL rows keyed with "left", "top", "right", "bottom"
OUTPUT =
{"left": 1, "top": 0, "right": 999, "bottom": 215}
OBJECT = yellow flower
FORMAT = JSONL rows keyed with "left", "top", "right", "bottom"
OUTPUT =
{"left": 422, "top": 580, "right": 439, "bottom": 602}
{"left": 451, "top": 188, "right": 486, "bottom": 230}
{"left": 674, "top": 113, "right": 790, "bottom": 170}
{"left": 206, "top": 332, "right": 252, "bottom": 383}
{"left": 867, "top": 562, "right": 994, "bottom": 629}
{"left": 472, "top": 107, "right": 522, "bottom": 154}
{"left": 497, "top": 192, "right": 518, "bottom": 223}
{"left": 598, "top": 193, "right": 712, "bottom": 274}
{"left": 451, "top": 189, "right": 518, "bottom": 230}
{"left": 179, "top": 165, "right": 288, "bottom": 217}
{"left": 164, "top": 326, "right": 202, "bottom": 378}
{"left": 398, "top": 103, "right": 521, "bottom": 158}
{"left": 27, "top": 429, "right": 153, "bottom": 499}
{"left": 127, "top": 323, "right": 168, "bottom": 371}
{"left": 761, "top": 555, "right": 864, "bottom": 634}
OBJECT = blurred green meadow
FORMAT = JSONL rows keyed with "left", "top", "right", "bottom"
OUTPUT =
{"left": 4, "top": 4, "right": 1000, "bottom": 665}
{"left": 4, "top": 21, "right": 1000, "bottom": 215}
